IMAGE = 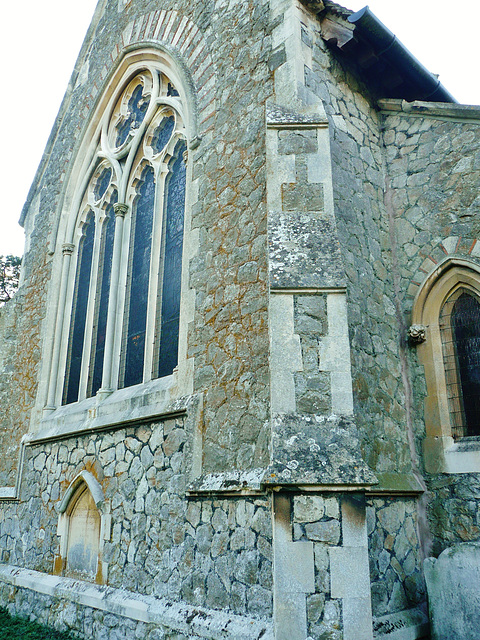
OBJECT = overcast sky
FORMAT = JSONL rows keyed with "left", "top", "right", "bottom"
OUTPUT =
{"left": 2, "top": 0, "right": 479, "bottom": 257}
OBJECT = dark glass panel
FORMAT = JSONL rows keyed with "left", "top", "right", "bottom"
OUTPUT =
{"left": 452, "top": 293, "right": 480, "bottom": 436}
{"left": 88, "top": 191, "right": 118, "bottom": 397}
{"left": 157, "top": 141, "right": 186, "bottom": 378}
{"left": 167, "top": 82, "right": 179, "bottom": 97}
{"left": 94, "top": 167, "right": 112, "bottom": 201}
{"left": 63, "top": 212, "right": 95, "bottom": 405}
{"left": 122, "top": 166, "right": 155, "bottom": 388}
{"left": 116, "top": 84, "right": 150, "bottom": 148}
{"left": 151, "top": 116, "right": 175, "bottom": 155}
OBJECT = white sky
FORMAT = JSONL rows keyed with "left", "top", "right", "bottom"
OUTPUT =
{"left": 1, "top": 0, "right": 479, "bottom": 257}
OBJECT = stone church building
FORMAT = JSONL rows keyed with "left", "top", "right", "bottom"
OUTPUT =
{"left": 0, "top": 0, "right": 479, "bottom": 638}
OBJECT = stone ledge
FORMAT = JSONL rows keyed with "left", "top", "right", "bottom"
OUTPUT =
{"left": 0, "top": 487, "right": 17, "bottom": 500}
{"left": 28, "top": 390, "right": 201, "bottom": 445}
{"left": 264, "top": 413, "right": 377, "bottom": 487}
{"left": 187, "top": 469, "right": 266, "bottom": 496}
{"left": 266, "top": 103, "right": 328, "bottom": 128}
{"left": 0, "top": 565, "right": 273, "bottom": 640}
{"left": 378, "top": 99, "right": 480, "bottom": 121}
{"left": 366, "top": 473, "right": 424, "bottom": 496}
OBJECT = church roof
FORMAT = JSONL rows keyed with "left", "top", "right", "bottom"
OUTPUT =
{"left": 305, "top": 2, "right": 456, "bottom": 103}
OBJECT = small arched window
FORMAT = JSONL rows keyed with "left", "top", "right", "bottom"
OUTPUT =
{"left": 412, "top": 259, "right": 480, "bottom": 473}
{"left": 65, "top": 483, "right": 101, "bottom": 578}
{"left": 53, "top": 61, "right": 188, "bottom": 407}
{"left": 55, "top": 472, "right": 108, "bottom": 583}
{"left": 440, "top": 290, "right": 480, "bottom": 439}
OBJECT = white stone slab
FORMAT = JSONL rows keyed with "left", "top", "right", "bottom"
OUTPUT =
{"left": 275, "top": 541, "right": 315, "bottom": 593}
{"left": 343, "top": 597, "right": 374, "bottom": 640}
{"left": 329, "top": 546, "right": 371, "bottom": 599}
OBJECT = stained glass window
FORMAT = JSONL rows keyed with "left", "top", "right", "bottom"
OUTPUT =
{"left": 61, "top": 67, "right": 186, "bottom": 406}
{"left": 151, "top": 115, "right": 175, "bottom": 155}
{"left": 63, "top": 212, "right": 95, "bottom": 405}
{"left": 94, "top": 168, "right": 112, "bottom": 201}
{"left": 116, "top": 84, "right": 150, "bottom": 148}
{"left": 121, "top": 166, "right": 155, "bottom": 389}
{"left": 88, "top": 192, "right": 117, "bottom": 397}
{"left": 156, "top": 141, "right": 186, "bottom": 378}
{"left": 167, "top": 82, "right": 179, "bottom": 97}
{"left": 440, "top": 290, "right": 480, "bottom": 438}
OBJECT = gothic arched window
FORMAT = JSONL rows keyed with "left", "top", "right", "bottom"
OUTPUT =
{"left": 65, "top": 483, "right": 101, "bottom": 578}
{"left": 55, "top": 471, "right": 109, "bottom": 583}
{"left": 56, "top": 66, "right": 187, "bottom": 406}
{"left": 412, "top": 259, "right": 480, "bottom": 473}
{"left": 440, "top": 289, "right": 480, "bottom": 439}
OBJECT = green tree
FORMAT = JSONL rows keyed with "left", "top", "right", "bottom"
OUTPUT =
{"left": 0, "top": 255, "right": 21, "bottom": 305}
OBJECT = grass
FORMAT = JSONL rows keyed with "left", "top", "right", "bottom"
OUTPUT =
{"left": 0, "top": 606, "right": 79, "bottom": 640}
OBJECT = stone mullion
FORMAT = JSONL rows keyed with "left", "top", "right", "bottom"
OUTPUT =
{"left": 97, "top": 203, "right": 128, "bottom": 399}
{"left": 44, "top": 243, "right": 75, "bottom": 413}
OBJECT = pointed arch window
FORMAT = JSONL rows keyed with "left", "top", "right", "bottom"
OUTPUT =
{"left": 63, "top": 211, "right": 95, "bottom": 405}
{"left": 412, "top": 259, "right": 480, "bottom": 473}
{"left": 440, "top": 289, "right": 480, "bottom": 439}
{"left": 59, "top": 67, "right": 188, "bottom": 406}
{"left": 55, "top": 471, "right": 109, "bottom": 583}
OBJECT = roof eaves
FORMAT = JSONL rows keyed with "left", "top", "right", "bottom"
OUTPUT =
{"left": 303, "top": 2, "right": 457, "bottom": 104}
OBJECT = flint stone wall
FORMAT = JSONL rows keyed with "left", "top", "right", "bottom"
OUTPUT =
{"left": 0, "top": 567, "right": 273, "bottom": 640}
{"left": 367, "top": 498, "right": 425, "bottom": 620}
{"left": 0, "top": 417, "right": 272, "bottom": 621}
{"left": 426, "top": 473, "right": 480, "bottom": 556}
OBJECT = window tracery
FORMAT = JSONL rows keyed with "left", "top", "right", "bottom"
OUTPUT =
{"left": 59, "top": 66, "right": 187, "bottom": 406}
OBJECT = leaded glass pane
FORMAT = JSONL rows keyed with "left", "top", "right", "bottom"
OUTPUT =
{"left": 156, "top": 141, "right": 186, "bottom": 378}
{"left": 116, "top": 84, "right": 150, "bottom": 148}
{"left": 121, "top": 165, "right": 155, "bottom": 388}
{"left": 167, "top": 82, "right": 179, "bottom": 97}
{"left": 88, "top": 191, "right": 117, "bottom": 397}
{"left": 94, "top": 167, "right": 112, "bottom": 201}
{"left": 452, "top": 293, "right": 480, "bottom": 436}
{"left": 151, "top": 116, "right": 175, "bottom": 155}
{"left": 63, "top": 212, "right": 95, "bottom": 405}
{"left": 441, "top": 290, "right": 480, "bottom": 438}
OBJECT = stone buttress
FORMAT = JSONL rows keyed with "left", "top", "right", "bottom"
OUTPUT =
{"left": 264, "top": 1, "right": 377, "bottom": 638}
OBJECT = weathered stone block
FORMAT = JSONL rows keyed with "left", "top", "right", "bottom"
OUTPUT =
{"left": 293, "top": 496, "right": 325, "bottom": 523}
{"left": 305, "top": 520, "right": 340, "bottom": 545}
{"left": 281, "top": 182, "right": 323, "bottom": 211}
{"left": 278, "top": 130, "right": 317, "bottom": 155}
{"left": 425, "top": 542, "right": 480, "bottom": 640}
{"left": 268, "top": 210, "right": 346, "bottom": 288}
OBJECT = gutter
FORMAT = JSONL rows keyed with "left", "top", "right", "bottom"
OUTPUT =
{"left": 348, "top": 6, "right": 457, "bottom": 103}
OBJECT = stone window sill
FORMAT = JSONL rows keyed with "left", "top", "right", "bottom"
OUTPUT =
{"left": 424, "top": 435, "right": 480, "bottom": 474}
{"left": 30, "top": 375, "right": 185, "bottom": 445}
